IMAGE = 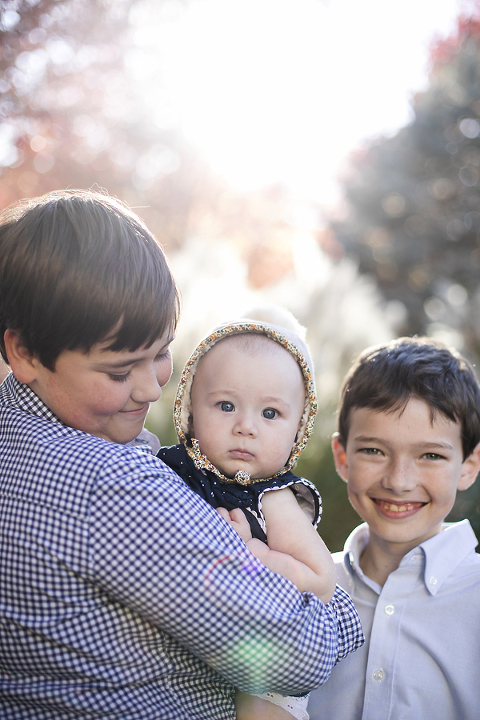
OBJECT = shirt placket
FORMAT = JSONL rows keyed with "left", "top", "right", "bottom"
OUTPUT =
{"left": 361, "top": 558, "right": 422, "bottom": 720}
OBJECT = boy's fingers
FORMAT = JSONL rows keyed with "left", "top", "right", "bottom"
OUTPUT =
{"left": 216, "top": 506, "right": 231, "bottom": 521}
{"left": 228, "top": 509, "right": 253, "bottom": 542}
{"left": 216, "top": 507, "right": 253, "bottom": 542}
{"left": 229, "top": 508, "right": 247, "bottom": 524}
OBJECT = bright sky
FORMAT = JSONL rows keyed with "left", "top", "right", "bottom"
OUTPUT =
{"left": 130, "top": 0, "right": 464, "bottom": 206}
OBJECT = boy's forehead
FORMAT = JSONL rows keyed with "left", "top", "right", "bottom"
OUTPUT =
{"left": 347, "top": 398, "right": 463, "bottom": 445}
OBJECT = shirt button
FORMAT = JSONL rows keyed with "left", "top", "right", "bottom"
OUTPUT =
{"left": 429, "top": 576, "right": 437, "bottom": 586}
{"left": 373, "top": 669, "right": 385, "bottom": 682}
{"left": 384, "top": 604, "right": 394, "bottom": 615}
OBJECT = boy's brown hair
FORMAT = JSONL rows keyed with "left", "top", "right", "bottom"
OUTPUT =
{"left": 0, "top": 189, "right": 179, "bottom": 370}
{"left": 337, "top": 336, "right": 480, "bottom": 460}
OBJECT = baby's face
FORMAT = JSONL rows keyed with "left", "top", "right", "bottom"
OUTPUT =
{"left": 190, "top": 338, "right": 305, "bottom": 480}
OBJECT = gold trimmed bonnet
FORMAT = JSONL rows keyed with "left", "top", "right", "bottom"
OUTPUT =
{"left": 173, "top": 319, "right": 317, "bottom": 485}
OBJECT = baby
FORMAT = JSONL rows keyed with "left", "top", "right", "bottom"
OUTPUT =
{"left": 158, "top": 318, "right": 337, "bottom": 720}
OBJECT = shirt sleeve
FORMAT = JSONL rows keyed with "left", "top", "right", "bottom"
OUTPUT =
{"left": 89, "top": 451, "right": 364, "bottom": 697}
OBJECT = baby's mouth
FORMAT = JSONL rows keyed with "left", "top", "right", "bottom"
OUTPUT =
{"left": 229, "top": 449, "right": 254, "bottom": 460}
{"left": 374, "top": 499, "right": 426, "bottom": 513}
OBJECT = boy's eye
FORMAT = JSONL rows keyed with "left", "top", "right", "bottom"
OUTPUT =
{"left": 360, "top": 447, "right": 382, "bottom": 455}
{"left": 219, "top": 401, "right": 234, "bottom": 412}
{"left": 423, "top": 452, "right": 444, "bottom": 460}
{"left": 108, "top": 372, "right": 130, "bottom": 383}
{"left": 262, "top": 408, "right": 278, "bottom": 420}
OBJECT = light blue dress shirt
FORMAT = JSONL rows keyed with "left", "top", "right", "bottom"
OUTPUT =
{"left": 308, "top": 520, "right": 480, "bottom": 720}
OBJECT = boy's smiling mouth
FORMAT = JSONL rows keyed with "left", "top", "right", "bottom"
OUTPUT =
{"left": 120, "top": 403, "right": 150, "bottom": 415}
{"left": 374, "top": 498, "right": 427, "bottom": 515}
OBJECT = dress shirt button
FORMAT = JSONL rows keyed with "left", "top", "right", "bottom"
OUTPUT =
{"left": 373, "top": 669, "right": 385, "bottom": 682}
{"left": 429, "top": 576, "right": 437, "bottom": 586}
{"left": 384, "top": 604, "right": 394, "bottom": 615}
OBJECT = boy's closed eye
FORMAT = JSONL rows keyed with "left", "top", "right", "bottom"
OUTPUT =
{"left": 107, "top": 349, "right": 172, "bottom": 383}
{"left": 108, "top": 372, "right": 131, "bottom": 383}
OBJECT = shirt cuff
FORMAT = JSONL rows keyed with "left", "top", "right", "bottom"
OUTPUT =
{"left": 328, "top": 585, "right": 365, "bottom": 662}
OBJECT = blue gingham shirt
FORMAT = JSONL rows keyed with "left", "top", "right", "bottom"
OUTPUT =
{"left": 0, "top": 374, "right": 363, "bottom": 719}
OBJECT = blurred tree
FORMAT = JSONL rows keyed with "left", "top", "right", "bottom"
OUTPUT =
{"left": 331, "top": 12, "right": 480, "bottom": 357}
{"left": 330, "top": 10, "right": 480, "bottom": 542}
{"left": 0, "top": 0, "right": 302, "bottom": 275}
{"left": 0, "top": 0, "right": 215, "bottom": 249}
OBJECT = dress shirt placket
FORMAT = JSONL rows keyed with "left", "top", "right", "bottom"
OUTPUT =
{"left": 361, "top": 554, "right": 423, "bottom": 720}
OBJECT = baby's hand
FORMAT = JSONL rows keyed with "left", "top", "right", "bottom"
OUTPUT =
{"left": 216, "top": 507, "right": 252, "bottom": 543}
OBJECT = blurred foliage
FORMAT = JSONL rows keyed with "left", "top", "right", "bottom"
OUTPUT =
{"left": 0, "top": 0, "right": 303, "bottom": 285}
{"left": 331, "top": 11, "right": 480, "bottom": 544}
{"left": 0, "top": 0, "right": 215, "bottom": 249}
{"left": 331, "top": 14, "right": 480, "bottom": 360}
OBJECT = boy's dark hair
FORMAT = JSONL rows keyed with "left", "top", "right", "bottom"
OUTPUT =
{"left": 0, "top": 189, "right": 180, "bottom": 370}
{"left": 338, "top": 336, "right": 480, "bottom": 460}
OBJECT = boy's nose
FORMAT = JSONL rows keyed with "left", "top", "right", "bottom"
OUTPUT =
{"left": 382, "top": 458, "right": 417, "bottom": 494}
{"left": 131, "top": 368, "right": 162, "bottom": 404}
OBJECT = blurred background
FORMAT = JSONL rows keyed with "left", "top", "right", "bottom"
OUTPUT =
{"left": 2, "top": 0, "right": 480, "bottom": 550}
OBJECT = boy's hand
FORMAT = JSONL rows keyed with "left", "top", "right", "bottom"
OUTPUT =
{"left": 216, "top": 507, "right": 253, "bottom": 543}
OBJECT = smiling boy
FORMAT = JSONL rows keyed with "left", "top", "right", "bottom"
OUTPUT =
{"left": 308, "top": 336, "right": 480, "bottom": 720}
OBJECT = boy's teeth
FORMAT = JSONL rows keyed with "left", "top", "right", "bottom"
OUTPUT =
{"left": 378, "top": 501, "right": 416, "bottom": 512}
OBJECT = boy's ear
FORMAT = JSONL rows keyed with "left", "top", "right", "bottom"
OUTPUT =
{"left": 3, "top": 330, "right": 39, "bottom": 384}
{"left": 458, "top": 442, "right": 480, "bottom": 491}
{"left": 332, "top": 432, "right": 349, "bottom": 483}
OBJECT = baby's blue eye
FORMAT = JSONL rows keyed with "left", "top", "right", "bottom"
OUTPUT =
{"left": 262, "top": 408, "right": 277, "bottom": 419}
{"left": 220, "top": 402, "right": 234, "bottom": 412}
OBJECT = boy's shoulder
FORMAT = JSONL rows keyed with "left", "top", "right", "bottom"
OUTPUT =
{"left": 422, "top": 521, "right": 480, "bottom": 592}
{"left": 1, "top": 374, "right": 173, "bottom": 512}
{"left": 334, "top": 521, "right": 480, "bottom": 595}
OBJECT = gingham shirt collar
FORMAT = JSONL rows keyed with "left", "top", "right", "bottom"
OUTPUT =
{"left": 1, "top": 372, "right": 62, "bottom": 424}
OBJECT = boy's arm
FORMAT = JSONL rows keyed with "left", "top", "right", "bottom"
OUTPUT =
{"left": 92, "top": 457, "right": 363, "bottom": 697}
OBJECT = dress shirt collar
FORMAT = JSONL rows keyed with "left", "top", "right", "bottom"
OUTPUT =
{"left": 343, "top": 519, "right": 478, "bottom": 596}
